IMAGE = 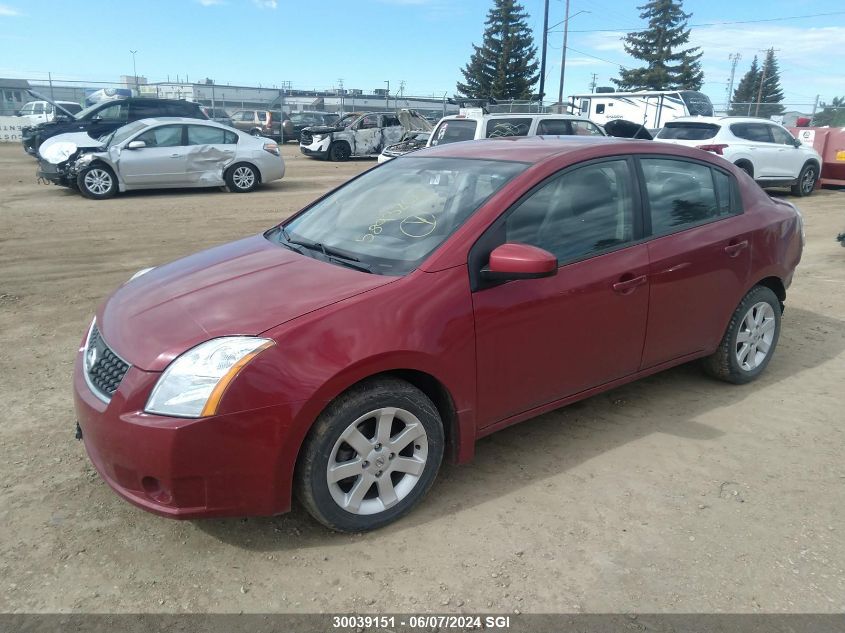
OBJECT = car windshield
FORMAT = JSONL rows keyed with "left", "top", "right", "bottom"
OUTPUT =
{"left": 335, "top": 113, "right": 358, "bottom": 128}
{"left": 73, "top": 101, "right": 116, "bottom": 121}
{"left": 657, "top": 123, "right": 721, "bottom": 140}
{"left": 102, "top": 120, "right": 148, "bottom": 146}
{"left": 273, "top": 156, "right": 527, "bottom": 275}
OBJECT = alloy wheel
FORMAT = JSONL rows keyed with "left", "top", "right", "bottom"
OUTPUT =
{"left": 84, "top": 169, "right": 112, "bottom": 195}
{"left": 326, "top": 407, "right": 428, "bottom": 515}
{"left": 735, "top": 301, "right": 776, "bottom": 371}
{"left": 801, "top": 167, "right": 816, "bottom": 194}
{"left": 232, "top": 166, "right": 255, "bottom": 190}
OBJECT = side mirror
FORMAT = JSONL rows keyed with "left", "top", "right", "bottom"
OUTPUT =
{"left": 793, "top": 137, "right": 802, "bottom": 148}
{"left": 481, "top": 243, "right": 558, "bottom": 281}
{"left": 126, "top": 140, "right": 146, "bottom": 150}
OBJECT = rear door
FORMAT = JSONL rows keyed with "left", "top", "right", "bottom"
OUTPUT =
{"left": 769, "top": 124, "right": 805, "bottom": 178}
{"left": 729, "top": 123, "right": 777, "bottom": 178}
{"left": 638, "top": 156, "right": 751, "bottom": 368}
{"left": 184, "top": 124, "right": 238, "bottom": 184}
{"left": 472, "top": 158, "right": 650, "bottom": 426}
{"left": 118, "top": 124, "right": 187, "bottom": 186}
{"left": 381, "top": 114, "right": 404, "bottom": 148}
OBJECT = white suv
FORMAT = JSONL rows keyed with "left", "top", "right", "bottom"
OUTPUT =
{"left": 655, "top": 116, "right": 822, "bottom": 196}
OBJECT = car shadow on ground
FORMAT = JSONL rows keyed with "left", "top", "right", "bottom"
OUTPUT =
{"left": 195, "top": 305, "right": 845, "bottom": 548}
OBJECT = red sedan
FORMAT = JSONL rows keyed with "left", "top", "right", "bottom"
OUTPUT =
{"left": 73, "top": 136, "right": 804, "bottom": 532}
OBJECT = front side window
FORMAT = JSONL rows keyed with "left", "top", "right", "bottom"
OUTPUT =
{"left": 382, "top": 115, "right": 401, "bottom": 127}
{"left": 770, "top": 125, "right": 796, "bottom": 146}
{"left": 33, "top": 103, "right": 44, "bottom": 114}
{"left": 485, "top": 118, "right": 531, "bottom": 138}
{"left": 641, "top": 158, "right": 729, "bottom": 236}
{"left": 135, "top": 125, "right": 184, "bottom": 147}
{"left": 187, "top": 125, "right": 237, "bottom": 145}
{"left": 20, "top": 103, "right": 34, "bottom": 114}
{"left": 359, "top": 115, "right": 379, "bottom": 129}
{"left": 570, "top": 120, "right": 604, "bottom": 136}
{"left": 278, "top": 156, "right": 527, "bottom": 275}
{"left": 505, "top": 159, "right": 635, "bottom": 264}
{"left": 95, "top": 103, "right": 128, "bottom": 122}
{"left": 430, "top": 119, "right": 477, "bottom": 146}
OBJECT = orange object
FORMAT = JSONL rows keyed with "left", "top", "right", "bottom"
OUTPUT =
{"left": 788, "top": 126, "right": 845, "bottom": 186}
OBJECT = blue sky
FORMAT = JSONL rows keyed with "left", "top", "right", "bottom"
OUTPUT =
{"left": 1, "top": 0, "right": 843, "bottom": 108}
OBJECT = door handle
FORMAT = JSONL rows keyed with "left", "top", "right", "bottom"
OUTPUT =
{"left": 612, "top": 274, "right": 647, "bottom": 295}
{"left": 724, "top": 240, "right": 748, "bottom": 257}
{"left": 170, "top": 154, "right": 182, "bottom": 158}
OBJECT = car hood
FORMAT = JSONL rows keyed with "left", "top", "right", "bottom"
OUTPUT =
{"left": 38, "top": 131, "right": 104, "bottom": 164}
{"left": 98, "top": 234, "right": 397, "bottom": 371}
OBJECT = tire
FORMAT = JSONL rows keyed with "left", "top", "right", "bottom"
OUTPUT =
{"left": 735, "top": 161, "right": 754, "bottom": 179}
{"left": 295, "top": 378, "right": 444, "bottom": 532}
{"left": 225, "top": 163, "right": 260, "bottom": 193}
{"left": 702, "top": 285, "right": 782, "bottom": 384}
{"left": 77, "top": 164, "right": 117, "bottom": 199}
{"left": 791, "top": 162, "right": 818, "bottom": 197}
{"left": 329, "top": 141, "right": 351, "bottom": 162}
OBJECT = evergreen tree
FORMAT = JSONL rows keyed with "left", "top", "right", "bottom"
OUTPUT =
{"left": 456, "top": 0, "right": 539, "bottom": 100}
{"left": 813, "top": 96, "right": 845, "bottom": 127}
{"left": 729, "top": 56, "right": 760, "bottom": 115}
{"left": 754, "top": 48, "right": 785, "bottom": 118}
{"left": 612, "top": 0, "right": 703, "bottom": 91}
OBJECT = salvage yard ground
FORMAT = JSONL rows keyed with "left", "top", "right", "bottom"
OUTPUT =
{"left": 0, "top": 142, "right": 843, "bottom": 613}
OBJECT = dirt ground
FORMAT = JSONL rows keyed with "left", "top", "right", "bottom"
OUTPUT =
{"left": 0, "top": 141, "right": 843, "bottom": 615}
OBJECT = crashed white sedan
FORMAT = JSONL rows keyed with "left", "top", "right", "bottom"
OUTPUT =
{"left": 36, "top": 117, "right": 285, "bottom": 199}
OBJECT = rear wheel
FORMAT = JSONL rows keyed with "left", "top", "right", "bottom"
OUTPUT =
{"left": 225, "top": 163, "right": 259, "bottom": 193}
{"left": 295, "top": 378, "right": 444, "bottom": 532}
{"left": 702, "top": 285, "right": 781, "bottom": 384}
{"left": 791, "top": 163, "right": 817, "bottom": 197}
{"left": 77, "top": 164, "right": 117, "bottom": 199}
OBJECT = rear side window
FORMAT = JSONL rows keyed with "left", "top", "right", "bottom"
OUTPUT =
{"left": 536, "top": 119, "right": 571, "bottom": 135}
{"left": 187, "top": 125, "right": 237, "bottom": 145}
{"left": 382, "top": 115, "right": 401, "bottom": 127}
{"left": 430, "top": 119, "right": 477, "bottom": 146}
{"left": 485, "top": 118, "right": 531, "bottom": 138}
{"left": 657, "top": 123, "right": 720, "bottom": 140}
{"left": 730, "top": 123, "right": 773, "bottom": 143}
{"left": 94, "top": 102, "right": 128, "bottom": 122}
{"left": 641, "top": 158, "right": 737, "bottom": 236}
{"left": 505, "top": 159, "right": 636, "bottom": 264}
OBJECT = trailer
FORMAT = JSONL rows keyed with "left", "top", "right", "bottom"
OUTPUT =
{"left": 567, "top": 90, "right": 713, "bottom": 129}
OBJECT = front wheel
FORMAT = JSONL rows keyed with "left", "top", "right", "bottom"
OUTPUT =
{"left": 702, "top": 285, "right": 781, "bottom": 384}
{"left": 225, "top": 163, "right": 259, "bottom": 193}
{"left": 77, "top": 164, "right": 117, "bottom": 199}
{"left": 791, "top": 163, "right": 817, "bottom": 197}
{"left": 295, "top": 378, "right": 444, "bottom": 532}
{"left": 329, "top": 141, "right": 351, "bottom": 162}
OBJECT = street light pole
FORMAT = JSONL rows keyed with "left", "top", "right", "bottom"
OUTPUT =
{"left": 557, "top": 0, "right": 569, "bottom": 106}
{"left": 538, "top": 0, "right": 549, "bottom": 109}
{"left": 129, "top": 50, "right": 139, "bottom": 94}
{"left": 385, "top": 80, "right": 390, "bottom": 108}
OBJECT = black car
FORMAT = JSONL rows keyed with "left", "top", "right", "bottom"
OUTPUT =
{"left": 286, "top": 111, "right": 339, "bottom": 142}
{"left": 21, "top": 98, "right": 207, "bottom": 155}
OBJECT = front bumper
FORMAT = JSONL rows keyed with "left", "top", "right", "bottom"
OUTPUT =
{"left": 36, "top": 160, "right": 68, "bottom": 185}
{"left": 73, "top": 349, "right": 297, "bottom": 519}
{"left": 299, "top": 136, "right": 331, "bottom": 160}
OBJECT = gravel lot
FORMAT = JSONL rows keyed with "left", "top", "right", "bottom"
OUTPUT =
{"left": 0, "top": 142, "right": 843, "bottom": 614}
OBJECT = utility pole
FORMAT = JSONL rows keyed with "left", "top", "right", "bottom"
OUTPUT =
{"left": 754, "top": 47, "right": 779, "bottom": 117}
{"left": 385, "top": 80, "right": 390, "bottom": 108}
{"left": 588, "top": 73, "right": 598, "bottom": 93}
{"left": 557, "top": 0, "right": 570, "bottom": 105}
{"left": 129, "top": 50, "right": 138, "bottom": 93}
{"left": 338, "top": 78, "right": 344, "bottom": 113}
{"left": 48, "top": 71, "right": 54, "bottom": 102}
{"left": 811, "top": 94, "right": 820, "bottom": 120}
{"left": 538, "top": 0, "right": 550, "bottom": 108}
{"left": 726, "top": 52, "right": 741, "bottom": 111}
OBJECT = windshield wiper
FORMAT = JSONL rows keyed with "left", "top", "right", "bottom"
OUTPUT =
{"left": 279, "top": 227, "right": 373, "bottom": 273}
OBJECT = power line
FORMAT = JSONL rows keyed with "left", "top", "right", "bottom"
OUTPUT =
{"left": 549, "top": 10, "right": 845, "bottom": 33}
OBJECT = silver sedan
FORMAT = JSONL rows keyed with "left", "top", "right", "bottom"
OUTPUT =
{"left": 36, "top": 117, "right": 285, "bottom": 199}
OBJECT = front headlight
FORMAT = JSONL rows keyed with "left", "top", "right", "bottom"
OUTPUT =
{"left": 145, "top": 337, "right": 274, "bottom": 418}
{"left": 312, "top": 133, "right": 326, "bottom": 142}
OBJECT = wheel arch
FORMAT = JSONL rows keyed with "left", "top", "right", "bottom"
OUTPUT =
{"left": 733, "top": 158, "right": 754, "bottom": 177}
{"left": 226, "top": 160, "right": 262, "bottom": 183}
{"left": 754, "top": 276, "right": 786, "bottom": 311}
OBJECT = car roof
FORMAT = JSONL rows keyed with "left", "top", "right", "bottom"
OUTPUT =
{"left": 134, "top": 117, "right": 229, "bottom": 128}
{"left": 668, "top": 116, "right": 785, "bottom": 125}
{"left": 440, "top": 112, "right": 593, "bottom": 122}
{"left": 418, "top": 135, "right": 649, "bottom": 162}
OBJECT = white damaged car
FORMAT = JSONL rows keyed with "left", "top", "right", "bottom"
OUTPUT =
{"left": 36, "top": 117, "right": 285, "bottom": 199}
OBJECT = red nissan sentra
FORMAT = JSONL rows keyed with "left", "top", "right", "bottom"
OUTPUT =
{"left": 73, "top": 136, "right": 804, "bottom": 532}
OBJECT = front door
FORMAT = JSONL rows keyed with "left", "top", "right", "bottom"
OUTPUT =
{"left": 353, "top": 114, "right": 381, "bottom": 155}
{"left": 638, "top": 156, "right": 752, "bottom": 368}
{"left": 472, "top": 158, "right": 650, "bottom": 427}
{"left": 118, "top": 124, "right": 186, "bottom": 186}
{"left": 769, "top": 125, "right": 806, "bottom": 178}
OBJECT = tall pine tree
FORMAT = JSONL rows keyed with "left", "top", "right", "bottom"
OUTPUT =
{"left": 754, "top": 48, "right": 785, "bottom": 118}
{"left": 612, "top": 0, "right": 703, "bottom": 91}
{"left": 456, "top": 0, "right": 539, "bottom": 100}
{"left": 729, "top": 56, "right": 760, "bottom": 115}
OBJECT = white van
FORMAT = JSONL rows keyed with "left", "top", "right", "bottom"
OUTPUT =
{"left": 18, "top": 100, "right": 82, "bottom": 124}
{"left": 427, "top": 109, "right": 604, "bottom": 148}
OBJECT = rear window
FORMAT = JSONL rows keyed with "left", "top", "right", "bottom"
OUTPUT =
{"left": 657, "top": 123, "right": 720, "bottom": 141}
{"left": 430, "top": 119, "right": 477, "bottom": 146}
{"left": 61, "top": 103, "right": 82, "bottom": 115}
{"left": 485, "top": 118, "right": 531, "bottom": 138}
